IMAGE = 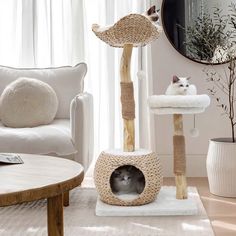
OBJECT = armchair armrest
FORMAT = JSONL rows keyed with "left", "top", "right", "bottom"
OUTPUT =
{"left": 70, "top": 92, "right": 93, "bottom": 171}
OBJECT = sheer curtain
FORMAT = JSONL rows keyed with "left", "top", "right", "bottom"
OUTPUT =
{"left": 0, "top": 0, "right": 155, "bottom": 158}
{"left": 0, "top": 0, "right": 84, "bottom": 68}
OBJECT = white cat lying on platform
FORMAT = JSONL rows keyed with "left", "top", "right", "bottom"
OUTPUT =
{"left": 165, "top": 75, "right": 197, "bottom": 95}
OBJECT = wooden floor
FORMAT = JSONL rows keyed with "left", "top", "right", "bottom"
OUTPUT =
{"left": 164, "top": 178, "right": 236, "bottom": 236}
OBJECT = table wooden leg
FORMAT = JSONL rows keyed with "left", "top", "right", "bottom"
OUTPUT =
{"left": 63, "top": 191, "right": 69, "bottom": 207}
{"left": 47, "top": 194, "right": 64, "bottom": 236}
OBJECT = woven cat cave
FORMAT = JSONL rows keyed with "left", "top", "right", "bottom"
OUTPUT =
{"left": 148, "top": 95, "right": 210, "bottom": 199}
{"left": 94, "top": 150, "right": 162, "bottom": 206}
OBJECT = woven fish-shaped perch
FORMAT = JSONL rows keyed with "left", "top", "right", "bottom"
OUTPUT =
{"left": 92, "top": 14, "right": 163, "bottom": 48}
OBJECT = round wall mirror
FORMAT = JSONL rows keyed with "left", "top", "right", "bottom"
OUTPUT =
{"left": 162, "top": 0, "right": 236, "bottom": 64}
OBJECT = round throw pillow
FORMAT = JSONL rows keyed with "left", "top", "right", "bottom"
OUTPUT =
{"left": 0, "top": 77, "right": 58, "bottom": 128}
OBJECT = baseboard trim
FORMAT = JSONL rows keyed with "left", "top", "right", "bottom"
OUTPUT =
{"left": 158, "top": 154, "right": 207, "bottom": 177}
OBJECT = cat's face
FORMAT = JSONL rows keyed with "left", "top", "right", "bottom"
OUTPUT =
{"left": 172, "top": 75, "right": 190, "bottom": 95}
{"left": 113, "top": 169, "right": 132, "bottom": 185}
{"left": 146, "top": 5, "right": 160, "bottom": 22}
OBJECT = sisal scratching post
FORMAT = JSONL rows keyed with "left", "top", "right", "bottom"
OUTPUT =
{"left": 120, "top": 44, "right": 135, "bottom": 151}
{"left": 173, "top": 114, "right": 187, "bottom": 199}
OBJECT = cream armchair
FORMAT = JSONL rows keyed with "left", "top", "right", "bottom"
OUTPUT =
{"left": 0, "top": 63, "right": 93, "bottom": 171}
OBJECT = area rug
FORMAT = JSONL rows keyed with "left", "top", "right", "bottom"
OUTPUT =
{"left": 0, "top": 187, "right": 215, "bottom": 236}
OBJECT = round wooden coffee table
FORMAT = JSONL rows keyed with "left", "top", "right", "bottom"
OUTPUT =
{"left": 0, "top": 154, "right": 84, "bottom": 236}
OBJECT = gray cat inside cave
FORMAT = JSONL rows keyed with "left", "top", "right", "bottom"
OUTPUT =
{"left": 110, "top": 165, "right": 145, "bottom": 195}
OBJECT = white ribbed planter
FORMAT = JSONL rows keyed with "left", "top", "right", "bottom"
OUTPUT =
{"left": 207, "top": 138, "right": 236, "bottom": 197}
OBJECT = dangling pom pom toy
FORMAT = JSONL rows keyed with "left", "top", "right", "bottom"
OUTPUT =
{"left": 190, "top": 127, "right": 199, "bottom": 137}
{"left": 137, "top": 70, "right": 146, "bottom": 80}
{"left": 190, "top": 115, "right": 199, "bottom": 137}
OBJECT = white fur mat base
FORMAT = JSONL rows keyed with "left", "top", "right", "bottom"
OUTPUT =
{"left": 96, "top": 186, "right": 198, "bottom": 216}
{"left": 0, "top": 187, "right": 215, "bottom": 236}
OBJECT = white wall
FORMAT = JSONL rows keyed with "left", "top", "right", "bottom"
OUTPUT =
{"left": 151, "top": 0, "right": 230, "bottom": 176}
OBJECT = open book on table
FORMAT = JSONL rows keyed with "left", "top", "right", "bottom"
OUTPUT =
{"left": 0, "top": 153, "right": 24, "bottom": 164}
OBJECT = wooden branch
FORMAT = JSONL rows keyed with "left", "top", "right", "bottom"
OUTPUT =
{"left": 120, "top": 44, "right": 135, "bottom": 152}
{"left": 120, "top": 44, "right": 133, "bottom": 83}
{"left": 123, "top": 119, "right": 135, "bottom": 151}
{"left": 175, "top": 174, "right": 187, "bottom": 200}
{"left": 173, "top": 114, "right": 183, "bottom": 136}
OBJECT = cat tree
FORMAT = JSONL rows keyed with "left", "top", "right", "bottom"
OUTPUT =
{"left": 93, "top": 13, "right": 163, "bottom": 206}
{"left": 148, "top": 95, "right": 210, "bottom": 199}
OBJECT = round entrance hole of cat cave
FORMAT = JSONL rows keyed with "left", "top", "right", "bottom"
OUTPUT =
{"left": 110, "top": 165, "right": 145, "bottom": 201}
{"left": 94, "top": 149, "right": 163, "bottom": 206}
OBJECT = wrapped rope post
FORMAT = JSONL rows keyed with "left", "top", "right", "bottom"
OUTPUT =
{"left": 120, "top": 44, "right": 135, "bottom": 151}
{"left": 173, "top": 114, "right": 187, "bottom": 199}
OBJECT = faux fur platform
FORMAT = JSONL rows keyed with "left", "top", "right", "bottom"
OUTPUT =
{"left": 96, "top": 186, "right": 198, "bottom": 216}
{"left": 148, "top": 95, "right": 210, "bottom": 114}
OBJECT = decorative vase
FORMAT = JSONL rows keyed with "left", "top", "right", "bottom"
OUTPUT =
{"left": 206, "top": 138, "right": 236, "bottom": 197}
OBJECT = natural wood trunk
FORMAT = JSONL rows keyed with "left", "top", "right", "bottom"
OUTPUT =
{"left": 175, "top": 174, "right": 187, "bottom": 199}
{"left": 47, "top": 194, "right": 64, "bottom": 236}
{"left": 120, "top": 44, "right": 135, "bottom": 152}
{"left": 173, "top": 114, "right": 188, "bottom": 199}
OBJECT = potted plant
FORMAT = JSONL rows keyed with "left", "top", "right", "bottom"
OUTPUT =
{"left": 205, "top": 54, "right": 236, "bottom": 197}
{"left": 203, "top": 3, "right": 236, "bottom": 196}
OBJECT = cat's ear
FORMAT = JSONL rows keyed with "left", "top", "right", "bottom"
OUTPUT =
{"left": 114, "top": 170, "right": 121, "bottom": 175}
{"left": 127, "top": 165, "right": 133, "bottom": 171}
{"left": 173, "top": 75, "right": 179, "bottom": 83}
{"left": 147, "top": 5, "right": 156, "bottom": 15}
{"left": 186, "top": 77, "right": 191, "bottom": 80}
